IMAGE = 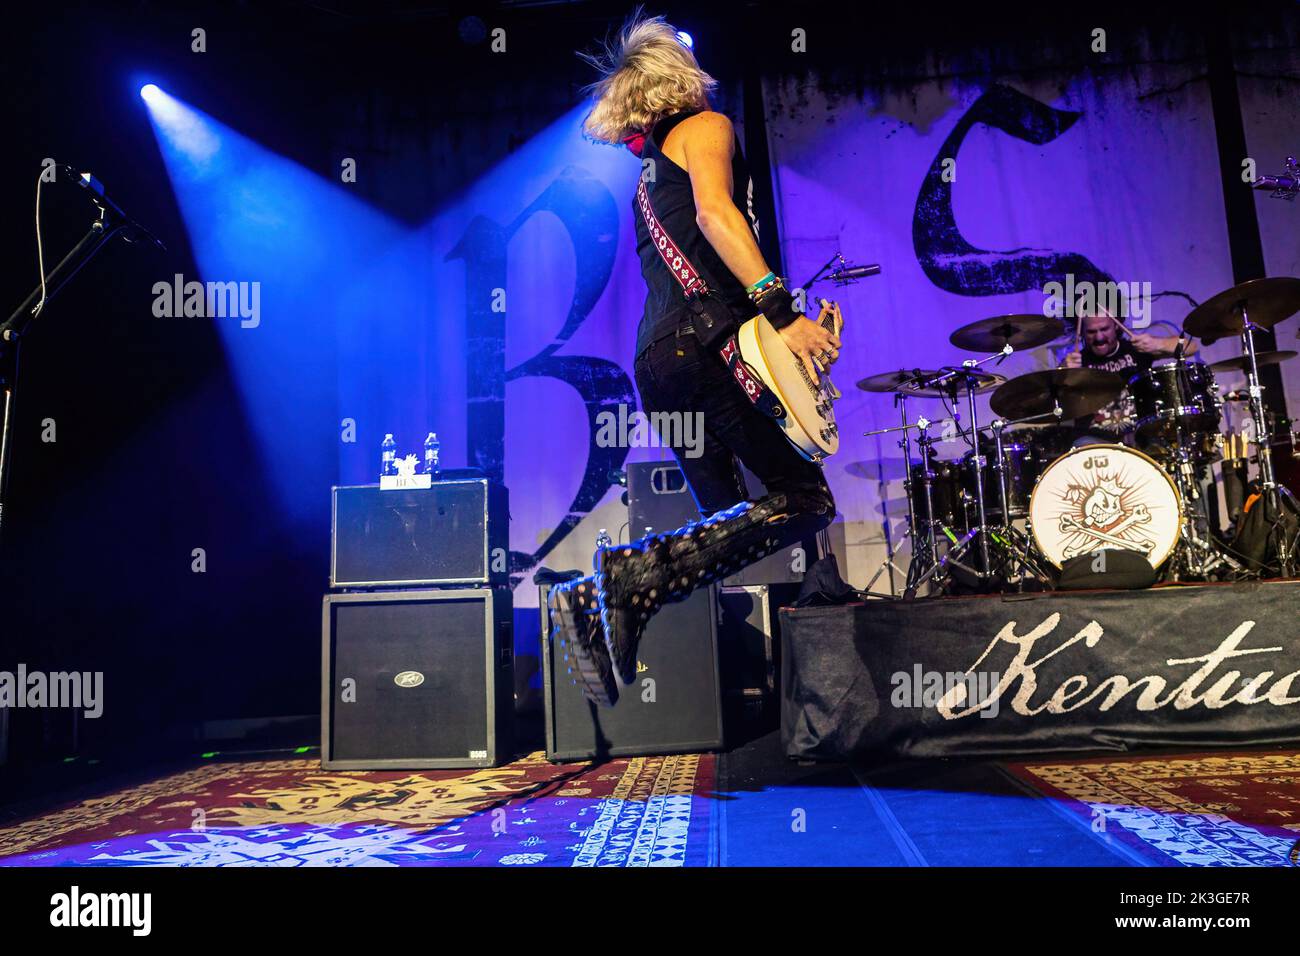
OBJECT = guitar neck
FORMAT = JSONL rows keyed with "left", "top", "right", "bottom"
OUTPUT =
{"left": 817, "top": 300, "right": 840, "bottom": 333}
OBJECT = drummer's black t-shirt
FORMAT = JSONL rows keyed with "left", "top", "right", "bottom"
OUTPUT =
{"left": 1077, "top": 339, "right": 1154, "bottom": 439}
{"left": 1082, "top": 338, "right": 1151, "bottom": 377}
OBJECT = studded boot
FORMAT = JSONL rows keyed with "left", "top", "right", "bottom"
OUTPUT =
{"left": 547, "top": 576, "right": 619, "bottom": 707}
{"left": 594, "top": 491, "right": 834, "bottom": 686}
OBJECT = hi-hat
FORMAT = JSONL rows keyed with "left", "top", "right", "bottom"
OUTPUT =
{"left": 949, "top": 314, "right": 1064, "bottom": 352}
{"left": 989, "top": 368, "right": 1125, "bottom": 421}
{"left": 856, "top": 369, "right": 944, "bottom": 393}
{"left": 1208, "top": 350, "right": 1297, "bottom": 374}
{"left": 1184, "top": 277, "right": 1300, "bottom": 340}
{"left": 900, "top": 367, "right": 1006, "bottom": 397}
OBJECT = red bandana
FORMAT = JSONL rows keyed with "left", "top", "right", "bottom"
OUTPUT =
{"left": 621, "top": 131, "right": 647, "bottom": 157}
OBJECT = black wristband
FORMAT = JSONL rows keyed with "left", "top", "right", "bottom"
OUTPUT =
{"left": 757, "top": 287, "right": 800, "bottom": 331}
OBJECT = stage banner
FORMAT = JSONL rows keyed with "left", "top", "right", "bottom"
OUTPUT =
{"left": 761, "top": 43, "right": 1240, "bottom": 589}
{"left": 780, "top": 582, "right": 1300, "bottom": 759}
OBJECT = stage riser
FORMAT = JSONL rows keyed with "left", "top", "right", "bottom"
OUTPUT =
{"left": 780, "top": 582, "right": 1300, "bottom": 760}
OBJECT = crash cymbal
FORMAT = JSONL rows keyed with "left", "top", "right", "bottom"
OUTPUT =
{"left": 901, "top": 367, "right": 1006, "bottom": 397}
{"left": 949, "top": 314, "right": 1064, "bottom": 352}
{"left": 1208, "top": 350, "right": 1298, "bottom": 374}
{"left": 856, "top": 369, "right": 944, "bottom": 393}
{"left": 989, "top": 368, "right": 1126, "bottom": 421}
{"left": 1183, "top": 277, "right": 1300, "bottom": 340}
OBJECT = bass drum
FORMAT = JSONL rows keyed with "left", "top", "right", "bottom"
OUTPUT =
{"left": 1028, "top": 444, "right": 1182, "bottom": 569}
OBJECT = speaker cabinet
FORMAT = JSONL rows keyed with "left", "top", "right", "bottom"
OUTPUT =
{"left": 540, "top": 583, "right": 723, "bottom": 762}
{"left": 331, "top": 480, "right": 508, "bottom": 588}
{"left": 322, "top": 588, "right": 513, "bottom": 769}
{"left": 626, "top": 461, "right": 824, "bottom": 586}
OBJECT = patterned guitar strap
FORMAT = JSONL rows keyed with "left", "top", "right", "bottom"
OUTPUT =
{"left": 635, "top": 180, "right": 785, "bottom": 420}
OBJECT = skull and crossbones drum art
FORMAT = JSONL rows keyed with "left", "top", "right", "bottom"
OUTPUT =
{"left": 1028, "top": 444, "right": 1182, "bottom": 569}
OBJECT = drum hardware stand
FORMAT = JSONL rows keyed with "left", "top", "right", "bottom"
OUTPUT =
{"left": 984, "top": 412, "right": 1061, "bottom": 591}
{"left": 863, "top": 403, "right": 957, "bottom": 596}
{"left": 1163, "top": 414, "right": 1245, "bottom": 580}
{"left": 903, "top": 349, "right": 1036, "bottom": 596}
{"left": 1235, "top": 304, "right": 1296, "bottom": 577}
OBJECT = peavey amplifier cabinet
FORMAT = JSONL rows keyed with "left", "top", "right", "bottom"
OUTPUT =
{"left": 330, "top": 480, "right": 509, "bottom": 588}
{"left": 322, "top": 588, "right": 513, "bottom": 769}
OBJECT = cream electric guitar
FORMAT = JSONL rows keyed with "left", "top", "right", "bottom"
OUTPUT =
{"left": 735, "top": 299, "right": 844, "bottom": 462}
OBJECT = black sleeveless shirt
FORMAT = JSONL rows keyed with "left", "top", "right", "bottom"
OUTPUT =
{"left": 632, "top": 110, "right": 759, "bottom": 357}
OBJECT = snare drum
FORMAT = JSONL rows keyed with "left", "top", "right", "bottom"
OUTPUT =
{"left": 1127, "top": 359, "right": 1222, "bottom": 444}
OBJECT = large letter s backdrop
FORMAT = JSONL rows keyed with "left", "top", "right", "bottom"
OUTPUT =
{"left": 762, "top": 22, "right": 1299, "bottom": 588}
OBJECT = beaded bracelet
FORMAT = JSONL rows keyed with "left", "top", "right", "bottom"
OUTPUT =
{"left": 750, "top": 276, "right": 785, "bottom": 305}
{"left": 747, "top": 272, "right": 779, "bottom": 301}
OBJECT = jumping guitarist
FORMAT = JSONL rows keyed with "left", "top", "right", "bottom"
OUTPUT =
{"left": 548, "top": 14, "right": 840, "bottom": 706}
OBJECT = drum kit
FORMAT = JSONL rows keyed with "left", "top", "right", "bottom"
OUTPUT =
{"left": 856, "top": 277, "right": 1300, "bottom": 597}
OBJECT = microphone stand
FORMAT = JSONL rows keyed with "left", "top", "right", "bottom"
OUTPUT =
{"left": 0, "top": 202, "right": 134, "bottom": 548}
{"left": 797, "top": 252, "right": 849, "bottom": 296}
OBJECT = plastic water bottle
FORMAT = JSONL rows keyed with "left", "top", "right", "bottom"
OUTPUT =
{"left": 381, "top": 434, "right": 397, "bottom": 478}
{"left": 594, "top": 527, "right": 613, "bottom": 571}
{"left": 423, "top": 432, "right": 441, "bottom": 477}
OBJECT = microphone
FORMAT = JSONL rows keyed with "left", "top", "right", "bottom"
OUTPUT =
{"left": 63, "top": 164, "right": 166, "bottom": 250}
{"left": 1252, "top": 156, "right": 1299, "bottom": 200}
{"left": 829, "top": 263, "right": 882, "bottom": 283}
{"left": 1253, "top": 174, "right": 1298, "bottom": 194}
{"left": 1174, "top": 335, "right": 1186, "bottom": 361}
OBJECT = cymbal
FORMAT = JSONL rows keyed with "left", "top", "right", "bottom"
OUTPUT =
{"left": 1207, "top": 350, "right": 1297, "bottom": 374}
{"left": 856, "top": 369, "right": 944, "bottom": 393}
{"left": 901, "top": 367, "right": 1006, "bottom": 398}
{"left": 989, "top": 368, "right": 1126, "bottom": 421}
{"left": 949, "top": 314, "right": 1064, "bottom": 352}
{"left": 1183, "top": 277, "right": 1300, "bottom": 340}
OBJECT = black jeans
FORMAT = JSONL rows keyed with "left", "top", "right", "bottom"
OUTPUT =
{"left": 633, "top": 321, "right": 834, "bottom": 517}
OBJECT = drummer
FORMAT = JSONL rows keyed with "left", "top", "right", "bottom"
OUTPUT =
{"left": 1061, "top": 305, "right": 1195, "bottom": 444}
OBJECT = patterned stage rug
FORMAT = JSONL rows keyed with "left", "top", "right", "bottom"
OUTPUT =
{"left": 1005, "top": 751, "right": 1300, "bottom": 866}
{"left": 0, "top": 751, "right": 717, "bottom": 867}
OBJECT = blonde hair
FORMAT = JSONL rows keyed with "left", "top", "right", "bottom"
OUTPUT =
{"left": 579, "top": 12, "right": 716, "bottom": 144}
